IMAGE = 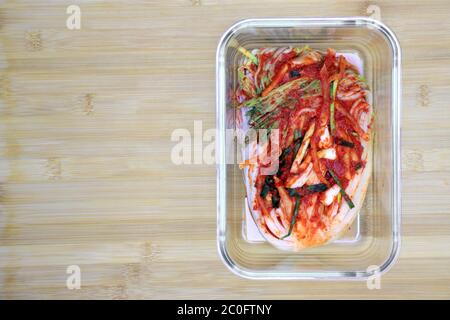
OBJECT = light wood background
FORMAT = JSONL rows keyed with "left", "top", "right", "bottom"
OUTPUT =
{"left": 0, "top": 0, "right": 449, "bottom": 299}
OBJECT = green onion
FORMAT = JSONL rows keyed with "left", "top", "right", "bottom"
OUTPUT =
{"left": 261, "top": 75, "right": 270, "bottom": 88}
{"left": 293, "top": 141, "right": 302, "bottom": 157}
{"left": 330, "top": 80, "right": 338, "bottom": 135}
{"left": 306, "top": 183, "right": 328, "bottom": 193}
{"left": 249, "top": 103, "right": 263, "bottom": 114}
{"left": 287, "top": 188, "right": 300, "bottom": 198}
{"left": 357, "top": 74, "right": 367, "bottom": 83}
{"left": 238, "top": 47, "right": 258, "bottom": 65}
{"left": 240, "top": 77, "right": 310, "bottom": 111}
{"left": 294, "top": 129, "right": 302, "bottom": 141}
{"left": 279, "top": 146, "right": 291, "bottom": 162}
{"left": 294, "top": 45, "right": 310, "bottom": 55}
{"left": 252, "top": 109, "right": 281, "bottom": 129}
{"left": 292, "top": 129, "right": 303, "bottom": 157}
{"left": 237, "top": 68, "right": 245, "bottom": 81}
{"left": 356, "top": 74, "right": 369, "bottom": 89}
{"left": 301, "top": 79, "right": 321, "bottom": 95}
{"left": 280, "top": 195, "right": 301, "bottom": 239}
{"left": 330, "top": 80, "right": 338, "bottom": 99}
{"left": 272, "top": 192, "right": 280, "bottom": 208}
{"left": 329, "top": 103, "right": 336, "bottom": 134}
{"left": 260, "top": 183, "right": 270, "bottom": 198}
{"left": 242, "top": 97, "right": 259, "bottom": 109}
{"left": 265, "top": 175, "right": 274, "bottom": 185}
{"left": 267, "top": 120, "right": 279, "bottom": 130}
{"left": 326, "top": 167, "right": 355, "bottom": 209}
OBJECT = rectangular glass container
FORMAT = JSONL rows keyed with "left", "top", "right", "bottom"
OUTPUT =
{"left": 216, "top": 18, "right": 401, "bottom": 279}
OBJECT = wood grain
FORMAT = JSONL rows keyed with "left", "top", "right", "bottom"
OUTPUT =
{"left": 0, "top": 0, "right": 449, "bottom": 299}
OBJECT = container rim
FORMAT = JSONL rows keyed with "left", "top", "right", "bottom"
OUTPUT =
{"left": 216, "top": 17, "right": 402, "bottom": 280}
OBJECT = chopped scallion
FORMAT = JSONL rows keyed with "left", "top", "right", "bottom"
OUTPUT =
{"left": 280, "top": 195, "right": 301, "bottom": 239}
{"left": 330, "top": 80, "right": 338, "bottom": 135}
{"left": 238, "top": 47, "right": 258, "bottom": 65}
{"left": 326, "top": 167, "right": 355, "bottom": 209}
{"left": 287, "top": 188, "right": 300, "bottom": 198}
{"left": 260, "top": 183, "right": 270, "bottom": 198}
{"left": 306, "top": 183, "right": 328, "bottom": 193}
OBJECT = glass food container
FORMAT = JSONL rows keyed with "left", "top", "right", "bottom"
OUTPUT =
{"left": 216, "top": 18, "right": 401, "bottom": 279}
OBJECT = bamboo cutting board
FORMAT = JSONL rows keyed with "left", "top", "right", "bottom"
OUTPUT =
{"left": 0, "top": 0, "right": 449, "bottom": 299}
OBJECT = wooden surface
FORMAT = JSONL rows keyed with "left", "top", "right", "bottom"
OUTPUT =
{"left": 0, "top": 0, "right": 449, "bottom": 299}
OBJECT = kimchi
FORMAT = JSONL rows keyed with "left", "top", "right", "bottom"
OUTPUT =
{"left": 236, "top": 46, "right": 373, "bottom": 250}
